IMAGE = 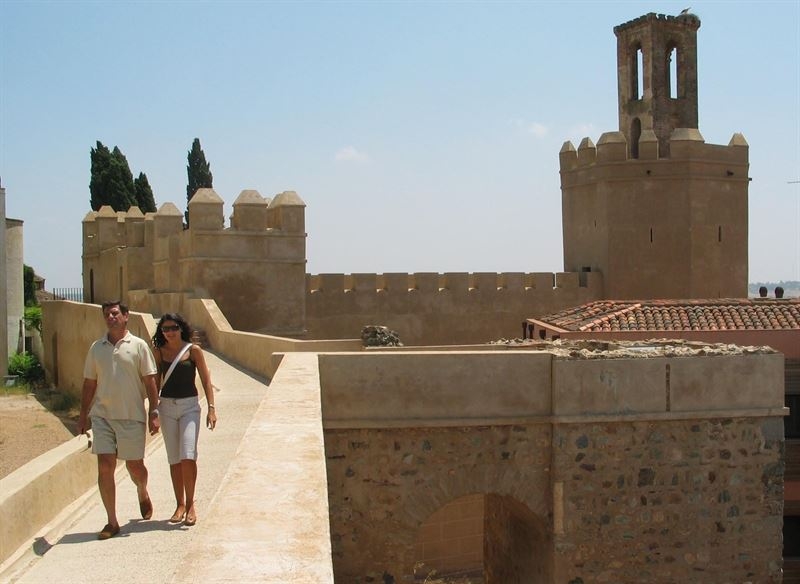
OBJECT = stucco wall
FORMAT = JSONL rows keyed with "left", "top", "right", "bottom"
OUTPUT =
{"left": 40, "top": 298, "right": 362, "bottom": 395}
{"left": 6, "top": 218, "right": 24, "bottom": 358}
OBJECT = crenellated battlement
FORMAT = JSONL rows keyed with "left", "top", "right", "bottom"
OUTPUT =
{"left": 83, "top": 188, "right": 307, "bottom": 254}
{"left": 614, "top": 12, "right": 700, "bottom": 34}
{"left": 305, "top": 271, "right": 605, "bottom": 345}
{"left": 559, "top": 129, "right": 749, "bottom": 175}
{"left": 82, "top": 188, "right": 308, "bottom": 335}
{"left": 307, "top": 271, "right": 600, "bottom": 294}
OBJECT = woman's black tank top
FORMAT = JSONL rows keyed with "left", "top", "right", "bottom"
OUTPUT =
{"left": 160, "top": 356, "right": 198, "bottom": 398}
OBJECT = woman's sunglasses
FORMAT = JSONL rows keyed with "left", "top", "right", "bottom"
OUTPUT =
{"left": 161, "top": 325, "right": 181, "bottom": 332}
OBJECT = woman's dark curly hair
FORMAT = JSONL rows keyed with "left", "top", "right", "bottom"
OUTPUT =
{"left": 152, "top": 313, "right": 192, "bottom": 348}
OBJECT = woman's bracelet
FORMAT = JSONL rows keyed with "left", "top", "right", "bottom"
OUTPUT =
{"left": 208, "top": 403, "right": 216, "bottom": 409}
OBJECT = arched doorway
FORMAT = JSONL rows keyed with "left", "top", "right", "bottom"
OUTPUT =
{"left": 413, "top": 493, "right": 551, "bottom": 583}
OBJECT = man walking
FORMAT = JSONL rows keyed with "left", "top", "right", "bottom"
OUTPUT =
{"left": 79, "top": 300, "right": 160, "bottom": 540}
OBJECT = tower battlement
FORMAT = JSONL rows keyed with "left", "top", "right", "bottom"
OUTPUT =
{"left": 559, "top": 130, "right": 749, "bottom": 175}
{"left": 614, "top": 12, "right": 700, "bottom": 34}
{"left": 82, "top": 189, "right": 307, "bottom": 335}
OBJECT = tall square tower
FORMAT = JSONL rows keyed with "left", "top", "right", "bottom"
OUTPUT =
{"left": 560, "top": 12, "right": 748, "bottom": 300}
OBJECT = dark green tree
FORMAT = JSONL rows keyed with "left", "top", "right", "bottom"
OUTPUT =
{"left": 89, "top": 141, "right": 112, "bottom": 210}
{"left": 133, "top": 172, "right": 157, "bottom": 213}
{"left": 23, "top": 264, "right": 37, "bottom": 306}
{"left": 89, "top": 141, "right": 138, "bottom": 211}
{"left": 185, "top": 138, "right": 213, "bottom": 225}
{"left": 109, "top": 146, "right": 137, "bottom": 210}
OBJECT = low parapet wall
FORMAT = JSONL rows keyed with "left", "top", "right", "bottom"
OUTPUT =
{"left": 41, "top": 298, "right": 361, "bottom": 398}
{"left": 0, "top": 436, "right": 95, "bottom": 567}
{"left": 306, "top": 271, "right": 604, "bottom": 345}
{"left": 7, "top": 300, "right": 357, "bottom": 570}
{"left": 319, "top": 345, "right": 785, "bottom": 427}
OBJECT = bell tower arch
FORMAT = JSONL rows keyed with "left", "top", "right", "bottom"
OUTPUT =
{"left": 614, "top": 12, "right": 700, "bottom": 157}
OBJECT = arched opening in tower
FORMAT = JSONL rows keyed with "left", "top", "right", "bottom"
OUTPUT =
{"left": 666, "top": 42, "right": 679, "bottom": 99}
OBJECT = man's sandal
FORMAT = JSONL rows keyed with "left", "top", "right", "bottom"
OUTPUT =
{"left": 98, "top": 523, "right": 120, "bottom": 540}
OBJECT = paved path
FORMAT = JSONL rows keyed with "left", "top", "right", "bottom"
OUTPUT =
{"left": 6, "top": 351, "right": 269, "bottom": 584}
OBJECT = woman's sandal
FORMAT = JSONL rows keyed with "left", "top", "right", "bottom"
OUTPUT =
{"left": 168, "top": 507, "right": 186, "bottom": 523}
{"left": 184, "top": 507, "right": 197, "bottom": 527}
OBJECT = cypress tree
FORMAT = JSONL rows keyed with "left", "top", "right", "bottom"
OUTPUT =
{"left": 109, "top": 147, "right": 137, "bottom": 211}
{"left": 185, "top": 138, "right": 213, "bottom": 225}
{"left": 134, "top": 172, "right": 157, "bottom": 213}
{"left": 89, "top": 141, "right": 112, "bottom": 211}
{"left": 89, "top": 142, "right": 138, "bottom": 211}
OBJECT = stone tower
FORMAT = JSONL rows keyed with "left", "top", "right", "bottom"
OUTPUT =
{"left": 614, "top": 12, "right": 700, "bottom": 158}
{"left": 560, "top": 13, "right": 748, "bottom": 300}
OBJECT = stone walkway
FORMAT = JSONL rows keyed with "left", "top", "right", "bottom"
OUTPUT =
{"left": 4, "top": 351, "right": 269, "bottom": 584}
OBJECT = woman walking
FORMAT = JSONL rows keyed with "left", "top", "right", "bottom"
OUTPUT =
{"left": 152, "top": 313, "right": 216, "bottom": 526}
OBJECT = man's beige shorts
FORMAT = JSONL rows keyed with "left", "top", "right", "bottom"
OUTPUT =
{"left": 90, "top": 416, "right": 146, "bottom": 460}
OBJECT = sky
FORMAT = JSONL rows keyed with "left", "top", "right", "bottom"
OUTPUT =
{"left": 1, "top": 0, "right": 799, "bottom": 289}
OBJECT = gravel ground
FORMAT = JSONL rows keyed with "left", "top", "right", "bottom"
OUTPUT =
{"left": 0, "top": 392, "right": 78, "bottom": 479}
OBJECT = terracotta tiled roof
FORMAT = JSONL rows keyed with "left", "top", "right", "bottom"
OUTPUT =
{"left": 538, "top": 299, "right": 800, "bottom": 333}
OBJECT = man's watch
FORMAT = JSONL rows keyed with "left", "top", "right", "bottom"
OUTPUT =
{"left": 149, "top": 409, "right": 159, "bottom": 417}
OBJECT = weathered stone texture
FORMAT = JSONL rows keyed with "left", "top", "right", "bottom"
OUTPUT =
{"left": 324, "top": 415, "right": 783, "bottom": 583}
{"left": 324, "top": 424, "right": 552, "bottom": 582}
{"left": 553, "top": 417, "right": 784, "bottom": 583}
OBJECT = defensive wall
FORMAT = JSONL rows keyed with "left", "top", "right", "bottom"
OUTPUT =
{"left": 305, "top": 271, "right": 604, "bottom": 346}
{"left": 82, "top": 190, "right": 606, "bottom": 346}
{"left": 39, "top": 299, "right": 361, "bottom": 400}
{"left": 560, "top": 129, "right": 749, "bottom": 300}
{"left": 319, "top": 346, "right": 786, "bottom": 582}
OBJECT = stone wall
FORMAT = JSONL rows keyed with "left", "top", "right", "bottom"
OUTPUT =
{"left": 323, "top": 423, "right": 553, "bottom": 582}
{"left": 306, "top": 271, "right": 604, "bottom": 346}
{"left": 552, "top": 417, "right": 784, "bottom": 583}
{"left": 318, "top": 346, "right": 785, "bottom": 583}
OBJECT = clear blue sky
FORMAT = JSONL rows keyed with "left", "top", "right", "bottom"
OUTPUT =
{"left": 2, "top": 0, "right": 798, "bottom": 289}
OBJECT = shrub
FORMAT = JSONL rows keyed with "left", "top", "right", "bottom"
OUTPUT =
{"left": 8, "top": 351, "right": 44, "bottom": 384}
{"left": 23, "top": 306, "right": 42, "bottom": 333}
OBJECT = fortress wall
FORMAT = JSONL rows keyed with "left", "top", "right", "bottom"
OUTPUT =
{"left": 41, "top": 299, "right": 360, "bottom": 397}
{"left": 552, "top": 416, "right": 783, "bottom": 582}
{"left": 306, "top": 271, "right": 604, "bottom": 345}
{"left": 83, "top": 192, "right": 308, "bottom": 335}
{"left": 318, "top": 348, "right": 784, "bottom": 582}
